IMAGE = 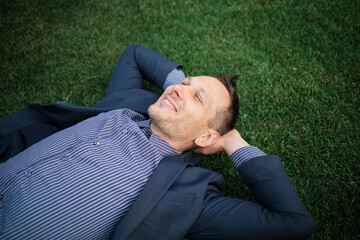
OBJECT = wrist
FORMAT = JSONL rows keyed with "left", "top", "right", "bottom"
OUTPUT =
{"left": 222, "top": 134, "right": 250, "bottom": 157}
{"left": 230, "top": 146, "right": 267, "bottom": 167}
{"left": 163, "top": 68, "right": 185, "bottom": 90}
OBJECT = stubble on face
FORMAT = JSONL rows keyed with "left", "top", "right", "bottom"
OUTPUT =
{"left": 148, "top": 97, "right": 206, "bottom": 142}
{"left": 148, "top": 76, "right": 231, "bottom": 145}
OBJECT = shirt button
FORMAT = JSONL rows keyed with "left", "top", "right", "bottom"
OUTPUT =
{"left": 122, "top": 128, "right": 128, "bottom": 134}
{"left": 24, "top": 170, "right": 32, "bottom": 177}
{"left": 94, "top": 140, "right": 100, "bottom": 146}
{"left": 61, "top": 155, "right": 68, "bottom": 161}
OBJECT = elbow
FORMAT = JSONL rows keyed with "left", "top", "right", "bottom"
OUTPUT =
{"left": 287, "top": 213, "right": 317, "bottom": 239}
{"left": 300, "top": 215, "right": 316, "bottom": 239}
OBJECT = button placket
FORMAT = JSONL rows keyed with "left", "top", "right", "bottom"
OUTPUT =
{"left": 24, "top": 170, "right": 32, "bottom": 177}
{"left": 59, "top": 153, "right": 70, "bottom": 169}
{"left": 93, "top": 139, "right": 101, "bottom": 146}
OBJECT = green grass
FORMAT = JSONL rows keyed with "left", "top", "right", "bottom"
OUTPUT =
{"left": 1, "top": 0, "right": 359, "bottom": 239}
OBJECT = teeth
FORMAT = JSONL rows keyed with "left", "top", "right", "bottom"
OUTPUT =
{"left": 164, "top": 98, "right": 175, "bottom": 111}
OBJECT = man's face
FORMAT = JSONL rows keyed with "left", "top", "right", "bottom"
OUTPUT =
{"left": 148, "top": 76, "right": 231, "bottom": 143}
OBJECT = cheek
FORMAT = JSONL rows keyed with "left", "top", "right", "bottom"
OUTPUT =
{"left": 184, "top": 110, "right": 209, "bottom": 129}
{"left": 187, "top": 103, "right": 208, "bottom": 118}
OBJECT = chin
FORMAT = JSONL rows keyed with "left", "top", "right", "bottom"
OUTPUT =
{"left": 147, "top": 104, "right": 157, "bottom": 117}
{"left": 148, "top": 105, "right": 165, "bottom": 124}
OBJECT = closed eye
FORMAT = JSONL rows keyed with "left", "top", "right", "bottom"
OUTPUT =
{"left": 195, "top": 95, "right": 202, "bottom": 103}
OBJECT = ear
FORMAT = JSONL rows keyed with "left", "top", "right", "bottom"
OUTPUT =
{"left": 194, "top": 129, "right": 220, "bottom": 148}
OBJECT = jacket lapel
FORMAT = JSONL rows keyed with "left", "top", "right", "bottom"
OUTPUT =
{"left": 112, "top": 152, "right": 198, "bottom": 239}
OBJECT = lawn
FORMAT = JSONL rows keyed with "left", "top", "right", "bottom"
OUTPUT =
{"left": 1, "top": 0, "right": 359, "bottom": 239}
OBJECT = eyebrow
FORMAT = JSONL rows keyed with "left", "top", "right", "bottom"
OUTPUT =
{"left": 187, "top": 77, "right": 208, "bottom": 106}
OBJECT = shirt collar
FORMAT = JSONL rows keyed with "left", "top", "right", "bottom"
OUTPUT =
{"left": 136, "top": 119, "right": 181, "bottom": 158}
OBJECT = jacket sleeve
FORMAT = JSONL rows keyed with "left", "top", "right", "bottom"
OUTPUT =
{"left": 186, "top": 156, "right": 316, "bottom": 240}
{"left": 105, "top": 43, "right": 182, "bottom": 97}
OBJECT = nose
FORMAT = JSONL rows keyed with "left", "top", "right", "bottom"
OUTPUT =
{"left": 172, "top": 84, "right": 184, "bottom": 100}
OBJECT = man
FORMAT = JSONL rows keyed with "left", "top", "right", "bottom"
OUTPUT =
{"left": 0, "top": 44, "right": 316, "bottom": 239}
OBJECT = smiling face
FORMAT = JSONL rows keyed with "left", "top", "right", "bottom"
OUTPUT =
{"left": 148, "top": 76, "right": 231, "bottom": 150}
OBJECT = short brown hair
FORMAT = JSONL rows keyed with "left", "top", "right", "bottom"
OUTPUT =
{"left": 208, "top": 73, "right": 239, "bottom": 135}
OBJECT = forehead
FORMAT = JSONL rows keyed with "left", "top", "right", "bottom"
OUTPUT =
{"left": 186, "top": 76, "right": 231, "bottom": 109}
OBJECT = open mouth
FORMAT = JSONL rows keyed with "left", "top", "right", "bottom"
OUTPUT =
{"left": 162, "top": 97, "right": 177, "bottom": 112}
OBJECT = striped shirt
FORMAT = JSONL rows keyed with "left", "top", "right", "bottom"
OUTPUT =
{"left": 0, "top": 109, "right": 180, "bottom": 239}
{"left": 0, "top": 68, "right": 265, "bottom": 239}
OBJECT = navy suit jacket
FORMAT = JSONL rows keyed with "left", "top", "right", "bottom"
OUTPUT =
{"left": 0, "top": 44, "right": 316, "bottom": 239}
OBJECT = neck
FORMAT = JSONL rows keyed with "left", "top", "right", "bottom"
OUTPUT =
{"left": 150, "top": 123, "right": 194, "bottom": 153}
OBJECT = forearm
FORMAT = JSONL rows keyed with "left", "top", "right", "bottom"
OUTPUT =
{"left": 188, "top": 153, "right": 316, "bottom": 240}
{"left": 224, "top": 131, "right": 315, "bottom": 224}
{"left": 106, "top": 44, "right": 182, "bottom": 96}
{"left": 131, "top": 44, "right": 183, "bottom": 89}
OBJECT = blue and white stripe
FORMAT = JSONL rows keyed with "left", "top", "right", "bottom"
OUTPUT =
{"left": 0, "top": 108, "right": 179, "bottom": 239}
{"left": 163, "top": 67, "right": 185, "bottom": 90}
{"left": 230, "top": 146, "right": 266, "bottom": 168}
